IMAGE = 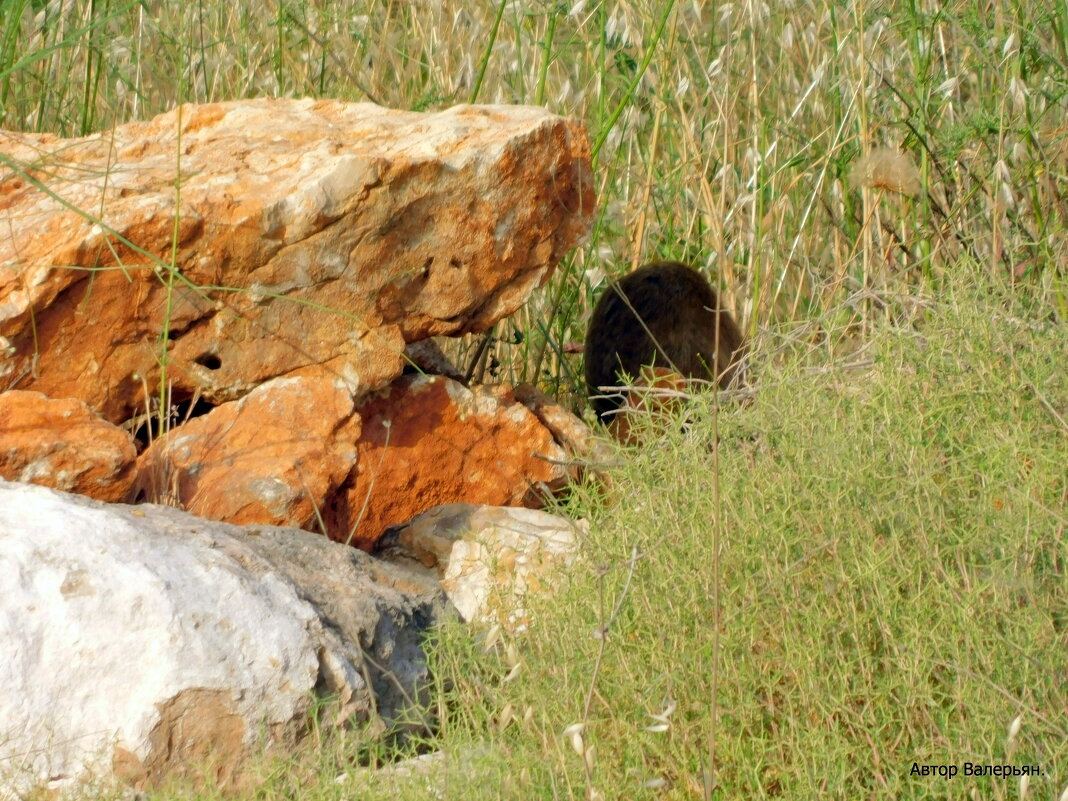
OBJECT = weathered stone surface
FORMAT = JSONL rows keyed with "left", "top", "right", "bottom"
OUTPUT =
{"left": 382, "top": 503, "right": 584, "bottom": 630}
{"left": 0, "top": 390, "right": 136, "bottom": 501}
{"left": 0, "top": 479, "right": 444, "bottom": 795}
{"left": 513, "top": 382, "right": 615, "bottom": 474}
{"left": 136, "top": 369, "right": 360, "bottom": 531}
{"left": 328, "top": 375, "right": 570, "bottom": 551}
{"left": 0, "top": 99, "right": 594, "bottom": 422}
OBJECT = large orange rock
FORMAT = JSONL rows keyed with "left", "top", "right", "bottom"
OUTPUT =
{"left": 136, "top": 369, "right": 360, "bottom": 530}
{"left": 0, "top": 99, "right": 594, "bottom": 423}
{"left": 328, "top": 375, "right": 570, "bottom": 550}
{"left": 0, "top": 390, "right": 136, "bottom": 502}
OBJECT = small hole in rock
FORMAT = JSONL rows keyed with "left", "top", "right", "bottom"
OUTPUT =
{"left": 194, "top": 353, "right": 221, "bottom": 370}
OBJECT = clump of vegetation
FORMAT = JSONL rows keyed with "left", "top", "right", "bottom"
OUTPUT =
{"left": 422, "top": 275, "right": 1066, "bottom": 800}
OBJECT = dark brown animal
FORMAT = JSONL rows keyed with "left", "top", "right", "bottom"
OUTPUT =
{"left": 584, "top": 261, "right": 745, "bottom": 422}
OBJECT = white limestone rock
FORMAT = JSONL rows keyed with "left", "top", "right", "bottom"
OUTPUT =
{"left": 0, "top": 479, "right": 443, "bottom": 795}
{"left": 383, "top": 502, "right": 585, "bottom": 631}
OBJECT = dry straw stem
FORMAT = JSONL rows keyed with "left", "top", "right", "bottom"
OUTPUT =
{"left": 849, "top": 148, "right": 922, "bottom": 198}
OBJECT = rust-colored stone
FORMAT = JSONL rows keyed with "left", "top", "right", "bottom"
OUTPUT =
{"left": 329, "top": 375, "right": 569, "bottom": 550}
{"left": 0, "top": 390, "right": 136, "bottom": 501}
{"left": 136, "top": 370, "right": 360, "bottom": 531}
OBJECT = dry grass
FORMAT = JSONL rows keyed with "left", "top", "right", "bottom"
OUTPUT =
{"left": 427, "top": 276, "right": 1068, "bottom": 800}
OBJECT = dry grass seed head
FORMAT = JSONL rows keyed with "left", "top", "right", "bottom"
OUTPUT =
{"left": 849, "top": 148, "right": 922, "bottom": 197}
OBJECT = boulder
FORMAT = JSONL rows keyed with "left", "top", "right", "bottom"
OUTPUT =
{"left": 0, "top": 99, "right": 594, "bottom": 423}
{"left": 327, "top": 375, "right": 571, "bottom": 550}
{"left": 513, "top": 382, "right": 615, "bottom": 473}
{"left": 0, "top": 390, "right": 137, "bottom": 501}
{"left": 135, "top": 368, "right": 361, "bottom": 528}
{"left": 0, "top": 479, "right": 445, "bottom": 795}
{"left": 380, "top": 502, "right": 584, "bottom": 631}
{"left": 132, "top": 370, "right": 590, "bottom": 548}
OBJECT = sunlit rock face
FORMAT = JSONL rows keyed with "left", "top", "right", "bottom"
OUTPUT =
{"left": 0, "top": 99, "right": 594, "bottom": 422}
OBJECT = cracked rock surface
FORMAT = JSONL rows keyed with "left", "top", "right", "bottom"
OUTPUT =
{"left": 0, "top": 99, "right": 594, "bottom": 422}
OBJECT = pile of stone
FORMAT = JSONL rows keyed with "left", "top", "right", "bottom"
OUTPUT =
{"left": 0, "top": 99, "right": 596, "bottom": 794}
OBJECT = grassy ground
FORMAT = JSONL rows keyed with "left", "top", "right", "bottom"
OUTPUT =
{"left": 2, "top": 0, "right": 1066, "bottom": 799}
